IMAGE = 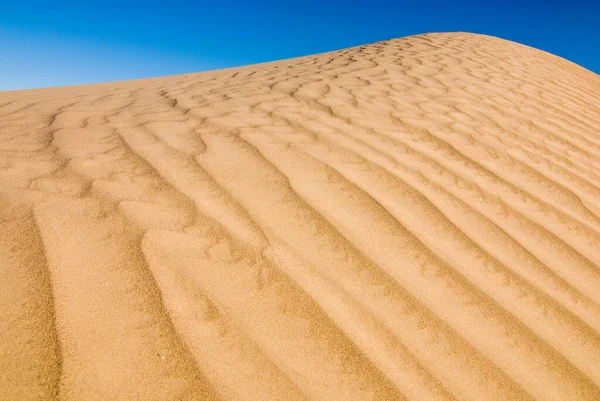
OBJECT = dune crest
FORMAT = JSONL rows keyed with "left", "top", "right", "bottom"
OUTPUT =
{"left": 1, "top": 32, "right": 600, "bottom": 400}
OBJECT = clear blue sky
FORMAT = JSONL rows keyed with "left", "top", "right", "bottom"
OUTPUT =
{"left": 1, "top": 0, "right": 598, "bottom": 91}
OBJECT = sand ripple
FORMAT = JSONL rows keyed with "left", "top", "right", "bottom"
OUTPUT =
{"left": 1, "top": 33, "right": 600, "bottom": 400}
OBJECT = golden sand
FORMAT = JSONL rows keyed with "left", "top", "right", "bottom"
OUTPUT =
{"left": 1, "top": 32, "right": 599, "bottom": 400}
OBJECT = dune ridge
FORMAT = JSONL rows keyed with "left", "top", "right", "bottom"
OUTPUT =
{"left": 0, "top": 32, "right": 599, "bottom": 400}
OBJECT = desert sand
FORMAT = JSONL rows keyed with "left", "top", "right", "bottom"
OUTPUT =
{"left": 1, "top": 32, "right": 599, "bottom": 400}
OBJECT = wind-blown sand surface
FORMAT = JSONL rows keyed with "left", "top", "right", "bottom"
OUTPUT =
{"left": 1, "top": 32, "right": 600, "bottom": 401}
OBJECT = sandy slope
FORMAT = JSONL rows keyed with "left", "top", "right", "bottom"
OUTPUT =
{"left": 0, "top": 32, "right": 599, "bottom": 401}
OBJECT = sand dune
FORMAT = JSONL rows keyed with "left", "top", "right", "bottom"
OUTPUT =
{"left": 1, "top": 32, "right": 600, "bottom": 400}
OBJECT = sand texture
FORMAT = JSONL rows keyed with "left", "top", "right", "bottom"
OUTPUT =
{"left": 1, "top": 32, "right": 600, "bottom": 400}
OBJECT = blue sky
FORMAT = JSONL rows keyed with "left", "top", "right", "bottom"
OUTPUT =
{"left": 0, "top": 0, "right": 598, "bottom": 91}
